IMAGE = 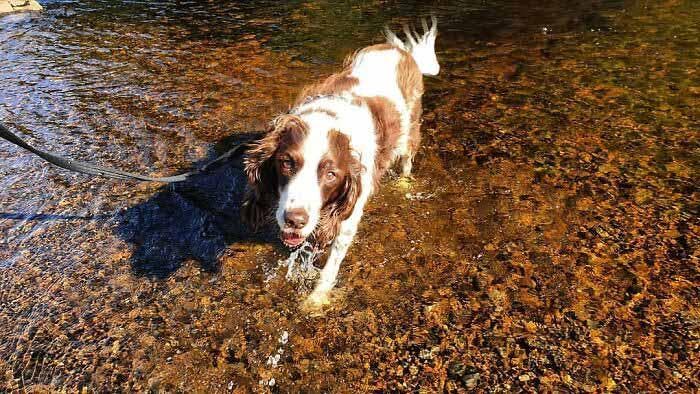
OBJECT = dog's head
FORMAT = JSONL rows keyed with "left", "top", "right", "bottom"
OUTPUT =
{"left": 242, "top": 114, "right": 362, "bottom": 248}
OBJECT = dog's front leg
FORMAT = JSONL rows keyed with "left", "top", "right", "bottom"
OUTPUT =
{"left": 305, "top": 197, "right": 368, "bottom": 309}
{"left": 306, "top": 222, "right": 357, "bottom": 307}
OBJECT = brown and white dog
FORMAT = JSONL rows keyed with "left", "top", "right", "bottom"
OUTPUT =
{"left": 241, "top": 18, "right": 440, "bottom": 308}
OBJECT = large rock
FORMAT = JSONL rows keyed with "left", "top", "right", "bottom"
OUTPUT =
{"left": 0, "top": 0, "right": 42, "bottom": 14}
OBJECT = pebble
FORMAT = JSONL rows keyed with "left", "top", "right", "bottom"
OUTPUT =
{"left": 279, "top": 330, "right": 289, "bottom": 345}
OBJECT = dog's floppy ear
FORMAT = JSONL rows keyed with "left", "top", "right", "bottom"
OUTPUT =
{"left": 314, "top": 148, "right": 363, "bottom": 246}
{"left": 332, "top": 150, "right": 363, "bottom": 221}
{"left": 241, "top": 115, "right": 306, "bottom": 229}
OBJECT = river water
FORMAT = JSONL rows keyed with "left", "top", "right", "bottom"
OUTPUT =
{"left": 0, "top": 0, "right": 697, "bottom": 391}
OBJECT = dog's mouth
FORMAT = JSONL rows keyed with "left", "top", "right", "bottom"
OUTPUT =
{"left": 280, "top": 230, "right": 306, "bottom": 248}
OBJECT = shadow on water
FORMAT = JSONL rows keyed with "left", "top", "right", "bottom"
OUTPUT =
{"left": 112, "top": 131, "right": 275, "bottom": 279}
{"left": 0, "top": 131, "right": 275, "bottom": 278}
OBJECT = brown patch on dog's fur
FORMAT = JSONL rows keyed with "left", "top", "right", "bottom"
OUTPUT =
{"left": 397, "top": 51, "right": 424, "bottom": 105}
{"left": 313, "top": 130, "right": 363, "bottom": 246}
{"left": 295, "top": 43, "right": 407, "bottom": 106}
{"left": 274, "top": 124, "right": 309, "bottom": 188}
{"left": 295, "top": 70, "right": 359, "bottom": 106}
{"left": 296, "top": 108, "right": 338, "bottom": 118}
{"left": 358, "top": 43, "right": 395, "bottom": 55}
{"left": 397, "top": 49, "right": 424, "bottom": 165}
{"left": 241, "top": 115, "right": 308, "bottom": 229}
{"left": 360, "top": 96, "right": 402, "bottom": 189}
{"left": 353, "top": 45, "right": 424, "bottom": 172}
{"left": 408, "top": 96, "right": 422, "bottom": 156}
{"left": 342, "top": 43, "right": 395, "bottom": 68}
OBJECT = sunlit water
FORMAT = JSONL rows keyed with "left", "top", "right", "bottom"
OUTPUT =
{"left": 0, "top": 0, "right": 698, "bottom": 391}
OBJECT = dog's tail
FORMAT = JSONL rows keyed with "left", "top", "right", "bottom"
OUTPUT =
{"left": 384, "top": 16, "right": 440, "bottom": 76}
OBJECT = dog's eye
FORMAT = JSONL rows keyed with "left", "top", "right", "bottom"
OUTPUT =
{"left": 280, "top": 158, "right": 294, "bottom": 171}
{"left": 325, "top": 171, "right": 337, "bottom": 181}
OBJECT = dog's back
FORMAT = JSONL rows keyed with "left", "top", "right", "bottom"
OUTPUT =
{"left": 294, "top": 17, "right": 439, "bottom": 178}
{"left": 352, "top": 17, "right": 439, "bottom": 176}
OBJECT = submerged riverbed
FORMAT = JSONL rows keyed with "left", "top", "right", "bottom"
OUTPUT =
{"left": 0, "top": 0, "right": 698, "bottom": 391}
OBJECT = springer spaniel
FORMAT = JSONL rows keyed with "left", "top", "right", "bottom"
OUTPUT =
{"left": 241, "top": 17, "right": 440, "bottom": 309}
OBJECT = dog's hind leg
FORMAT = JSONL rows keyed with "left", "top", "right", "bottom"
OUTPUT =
{"left": 400, "top": 99, "right": 423, "bottom": 177}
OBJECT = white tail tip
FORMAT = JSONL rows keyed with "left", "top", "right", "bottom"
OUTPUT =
{"left": 385, "top": 16, "right": 440, "bottom": 76}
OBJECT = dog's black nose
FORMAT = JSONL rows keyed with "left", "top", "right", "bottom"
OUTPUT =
{"left": 284, "top": 209, "right": 308, "bottom": 229}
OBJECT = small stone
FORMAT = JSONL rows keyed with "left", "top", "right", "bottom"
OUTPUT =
{"left": 147, "top": 377, "right": 160, "bottom": 390}
{"left": 391, "top": 229, "right": 407, "bottom": 241}
{"left": 111, "top": 340, "right": 120, "bottom": 355}
{"left": 396, "top": 177, "right": 412, "bottom": 190}
{"left": 419, "top": 348, "right": 433, "bottom": 360}
{"left": 279, "top": 331, "right": 289, "bottom": 345}
{"left": 448, "top": 362, "right": 480, "bottom": 388}
{"left": 267, "top": 354, "right": 280, "bottom": 367}
{"left": 464, "top": 373, "right": 480, "bottom": 388}
{"left": 519, "top": 374, "right": 530, "bottom": 382}
{"left": 524, "top": 321, "right": 537, "bottom": 333}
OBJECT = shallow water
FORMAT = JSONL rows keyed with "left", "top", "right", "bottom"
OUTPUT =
{"left": 0, "top": 0, "right": 698, "bottom": 391}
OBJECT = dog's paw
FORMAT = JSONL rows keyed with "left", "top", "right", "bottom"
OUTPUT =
{"left": 301, "top": 290, "right": 332, "bottom": 315}
{"left": 395, "top": 176, "right": 414, "bottom": 191}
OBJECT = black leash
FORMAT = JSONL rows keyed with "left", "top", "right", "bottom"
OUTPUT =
{"left": 0, "top": 121, "right": 248, "bottom": 183}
